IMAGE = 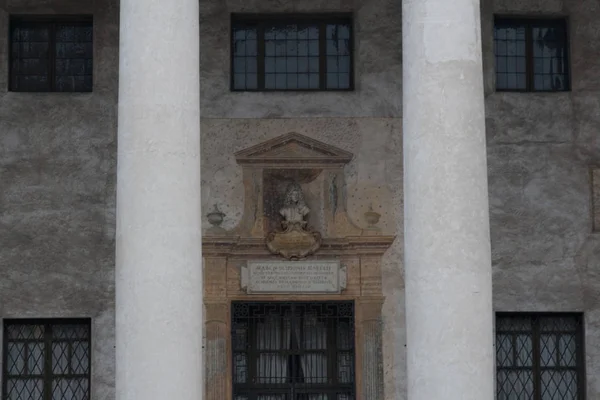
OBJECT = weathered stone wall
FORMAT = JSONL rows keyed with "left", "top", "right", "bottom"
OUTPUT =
{"left": 0, "top": 0, "right": 599, "bottom": 398}
{"left": 481, "top": 0, "right": 600, "bottom": 397}
{"left": 0, "top": 1, "right": 118, "bottom": 399}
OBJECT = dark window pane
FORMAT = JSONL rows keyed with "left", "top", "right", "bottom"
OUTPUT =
{"left": 246, "top": 74, "right": 258, "bottom": 89}
{"left": 265, "top": 57, "right": 275, "bottom": 73}
{"left": 338, "top": 73, "right": 350, "bottom": 89}
{"left": 298, "top": 57, "right": 308, "bottom": 73}
{"left": 309, "top": 57, "right": 319, "bottom": 73}
{"left": 309, "top": 40, "right": 319, "bottom": 56}
{"left": 286, "top": 58, "right": 297, "bottom": 73}
{"left": 327, "top": 56, "right": 338, "bottom": 73}
{"left": 532, "top": 24, "right": 568, "bottom": 91}
{"left": 298, "top": 41, "right": 308, "bottom": 56}
{"left": 494, "top": 22, "right": 527, "bottom": 90}
{"left": 275, "top": 73, "right": 286, "bottom": 89}
{"left": 327, "top": 73, "right": 339, "bottom": 89}
{"left": 234, "top": 57, "right": 246, "bottom": 73}
{"left": 338, "top": 25, "right": 350, "bottom": 39}
{"left": 10, "top": 19, "right": 92, "bottom": 92}
{"left": 298, "top": 73, "right": 309, "bottom": 88}
{"left": 309, "top": 73, "right": 319, "bottom": 88}
{"left": 246, "top": 39, "right": 257, "bottom": 56}
{"left": 495, "top": 19, "right": 568, "bottom": 92}
{"left": 10, "top": 22, "right": 50, "bottom": 91}
{"left": 246, "top": 58, "right": 257, "bottom": 73}
{"left": 234, "top": 73, "right": 246, "bottom": 90}
{"left": 265, "top": 73, "right": 276, "bottom": 89}
{"left": 18, "top": 75, "right": 50, "bottom": 92}
{"left": 275, "top": 58, "right": 286, "bottom": 72}
{"left": 286, "top": 74, "right": 298, "bottom": 89}
{"left": 232, "top": 16, "right": 352, "bottom": 91}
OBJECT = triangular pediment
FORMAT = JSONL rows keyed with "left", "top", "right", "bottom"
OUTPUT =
{"left": 235, "top": 133, "right": 353, "bottom": 168}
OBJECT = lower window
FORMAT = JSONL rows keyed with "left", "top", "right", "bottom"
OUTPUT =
{"left": 231, "top": 301, "right": 355, "bottom": 400}
{"left": 496, "top": 313, "right": 584, "bottom": 400}
{"left": 2, "top": 319, "right": 91, "bottom": 400}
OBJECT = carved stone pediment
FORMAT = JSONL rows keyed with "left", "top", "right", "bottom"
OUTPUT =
{"left": 235, "top": 132, "right": 353, "bottom": 168}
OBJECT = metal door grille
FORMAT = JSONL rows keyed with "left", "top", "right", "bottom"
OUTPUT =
{"left": 496, "top": 313, "right": 585, "bottom": 400}
{"left": 232, "top": 301, "right": 355, "bottom": 400}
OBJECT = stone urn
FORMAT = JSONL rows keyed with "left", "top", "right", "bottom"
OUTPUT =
{"left": 364, "top": 205, "right": 381, "bottom": 229}
{"left": 206, "top": 204, "right": 226, "bottom": 234}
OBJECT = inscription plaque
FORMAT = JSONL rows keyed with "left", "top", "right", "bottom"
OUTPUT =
{"left": 241, "top": 260, "right": 346, "bottom": 294}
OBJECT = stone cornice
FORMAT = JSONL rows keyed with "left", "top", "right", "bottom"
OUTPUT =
{"left": 202, "top": 235, "right": 395, "bottom": 257}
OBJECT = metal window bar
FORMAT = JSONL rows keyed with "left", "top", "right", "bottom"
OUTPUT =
{"left": 2, "top": 319, "right": 91, "bottom": 400}
{"left": 495, "top": 313, "right": 584, "bottom": 400}
{"left": 232, "top": 301, "right": 356, "bottom": 400}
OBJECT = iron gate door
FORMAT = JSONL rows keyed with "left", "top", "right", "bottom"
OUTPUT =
{"left": 231, "top": 301, "right": 356, "bottom": 400}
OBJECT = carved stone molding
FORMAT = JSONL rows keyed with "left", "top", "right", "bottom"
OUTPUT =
{"left": 265, "top": 226, "right": 322, "bottom": 259}
{"left": 204, "top": 302, "right": 228, "bottom": 400}
{"left": 227, "top": 133, "right": 364, "bottom": 239}
{"left": 234, "top": 132, "right": 353, "bottom": 169}
{"left": 202, "top": 235, "right": 395, "bottom": 257}
{"left": 202, "top": 133, "right": 394, "bottom": 399}
{"left": 362, "top": 318, "right": 384, "bottom": 400}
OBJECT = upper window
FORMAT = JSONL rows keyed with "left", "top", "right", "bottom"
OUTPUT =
{"left": 231, "top": 301, "right": 355, "bottom": 400}
{"left": 496, "top": 313, "right": 584, "bottom": 400}
{"left": 231, "top": 14, "right": 353, "bottom": 91}
{"left": 2, "top": 319, "right": 91, "bottom": 400}
{"left": 494, "top": 18, "right": 569, "bottom": 92}
{"left": 10, "top": 17, "right": 93, "bottom": 92}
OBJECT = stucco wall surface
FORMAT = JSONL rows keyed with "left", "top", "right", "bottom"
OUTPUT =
{"left": 1, "top": 0, "right": 599, "bottom": 399}
{"left": 481, "top": 0, "right": 600, "bottom": 397}
{"left": 0, "top": 1, "right": 118, "bottom": 399}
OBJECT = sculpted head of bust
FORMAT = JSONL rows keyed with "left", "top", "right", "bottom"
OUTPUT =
{"left": 280, "top": 182, "right": 310, "bottom": 226}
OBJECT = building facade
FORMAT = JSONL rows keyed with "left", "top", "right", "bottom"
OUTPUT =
{"left": 0, "top": 0, "right": 599, "bottom": 399}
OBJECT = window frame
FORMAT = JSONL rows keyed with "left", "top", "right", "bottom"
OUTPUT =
{"left": 2, "top": 318, "right": 92, "bottom": 400}
{"left": 494, "top": 16, "right": 571, "bottom": 92}
{"left": 495, "top": 312, "right": 586, "bottom": 400}
{"left": 231, "top": 301, "right": 356, "bottom": 399}
{"left": 9, "top": 15, "right": 94, "bottom": 93}
{"left": 230, "top": 13, "right": 355, "bottom": 92}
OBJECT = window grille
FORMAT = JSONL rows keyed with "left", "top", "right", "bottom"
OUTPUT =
{"left": 232, "top": 301, "right": 355, "bottom": 400}
{"left": 496, "top": 313, "right": 584, "bottom": 400}
{"left": 2, "top": 319, "right": 91, "bottom": 400}
{"left": 494, "top": 18, "right": 569, "bottom": 91}
{"left": 10, "top": 17, "right": 93, "bottom": 92}
{"left": 231, "top": 14, "right": 353, "bottom": 91}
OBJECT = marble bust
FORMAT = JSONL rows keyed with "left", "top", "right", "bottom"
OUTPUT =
{"left": 280, "top": 182, "right": 310, "bottom": 229}
{"left": 266, "top": 181, "right": 321, "bottom": 258}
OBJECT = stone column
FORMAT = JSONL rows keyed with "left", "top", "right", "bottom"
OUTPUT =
{"left": 115, "top": 0, "right": 202, "bottom": 399}
{"left": 402, "top": 0, "right": 493, "bottom": 399}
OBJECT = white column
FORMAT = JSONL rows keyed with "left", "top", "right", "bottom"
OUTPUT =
{"left": 115, "top": 0, "right": 202, "bottom": 399}
{"left": 402, "top": 0, "right": 493, "bottom": 399}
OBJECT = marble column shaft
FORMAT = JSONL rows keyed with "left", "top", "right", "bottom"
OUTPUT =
{"left": 115, "top": 0, "right": 203, "bottom": 399}
{"left": 402, "top": 0, "right": 494, "bottom": 399}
